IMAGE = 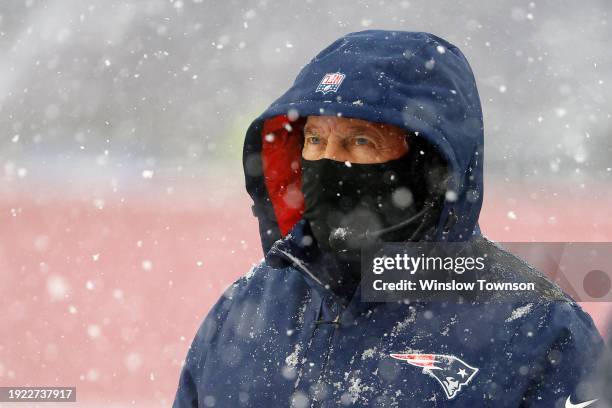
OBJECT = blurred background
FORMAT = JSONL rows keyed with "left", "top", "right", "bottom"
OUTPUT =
{"left": 1, "top": 0, "right": 611, "bottom": 406}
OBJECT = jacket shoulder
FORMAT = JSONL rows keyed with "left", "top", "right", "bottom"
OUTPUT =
{"left": 180, "top": 260, "right": 282, "bottom": 361}
{"left": 473, "top": 236, "right": 572, "bottom": 304}
{"left": 221, "top": 259, "right": 277, "bottom": 300}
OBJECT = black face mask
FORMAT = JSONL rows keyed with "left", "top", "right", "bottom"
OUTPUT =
{"left": 300, "top": 143, "right": 447, "bottom": 258}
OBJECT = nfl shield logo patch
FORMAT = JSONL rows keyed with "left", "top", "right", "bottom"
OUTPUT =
{"left": 316, "top": 72, "right": 345, "bottom": 94}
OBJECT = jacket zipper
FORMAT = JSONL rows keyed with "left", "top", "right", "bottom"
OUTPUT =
{"left": 273, "top": 247, "right": 343, "bottom": 406}
{"left": 309, "top": 341, "right": 337, "bottom": 407}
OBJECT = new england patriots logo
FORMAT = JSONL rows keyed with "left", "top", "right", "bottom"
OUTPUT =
{"left": 316, "top": 72, "right": 345, "bottom": 94}
{"left": 390, "top": 353, "right": 478, "bottom": 399}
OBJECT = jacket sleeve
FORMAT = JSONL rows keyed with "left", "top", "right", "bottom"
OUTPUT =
{"left": 172, "top": 281, "right": 240, "bottom": 408}
{"left": 520, "top": 302, "right": 605, "bottom": 408}
{"left": 172, "top": 337, "right": 200, "bottom": 408}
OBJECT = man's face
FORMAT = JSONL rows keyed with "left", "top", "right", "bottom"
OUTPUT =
{"left": 302, "top": 115, "right": 409, "bottom": 164}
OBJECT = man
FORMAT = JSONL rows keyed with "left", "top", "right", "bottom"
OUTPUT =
{"left": 173, "top": 30, "right": 603, "bottom": 407}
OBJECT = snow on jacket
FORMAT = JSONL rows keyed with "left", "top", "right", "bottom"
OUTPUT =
{"left": 172, "top": 30, "right": 604, "bottom": 407}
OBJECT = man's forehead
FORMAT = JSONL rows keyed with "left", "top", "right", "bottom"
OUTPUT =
{"left": 305, "top": 115, "right": 398, "bottom": 131}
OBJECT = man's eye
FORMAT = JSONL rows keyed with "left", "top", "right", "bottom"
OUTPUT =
{"left": 354, "top": 137, "right": 371, "bottom": 146}
{"left": 306, "top": 136, "right": 321, "bottom": 145}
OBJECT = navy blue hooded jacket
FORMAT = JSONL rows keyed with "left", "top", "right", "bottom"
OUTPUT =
{"left": 173, "top": 30, "right": 604, "bottom": 407}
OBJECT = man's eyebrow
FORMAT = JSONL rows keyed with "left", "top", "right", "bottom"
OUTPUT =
{"left": 346, "top": 124, "right": 373, "bottom": 132}
{"left": 303, "top": 124, "right": 321, "bottom": 134}
{"left": 346, "top": 124, "right": 385, "bottom": 139}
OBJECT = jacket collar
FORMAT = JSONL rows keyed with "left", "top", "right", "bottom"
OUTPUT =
{"left": 266, "top": 219, "right": 385, "bottom": 316}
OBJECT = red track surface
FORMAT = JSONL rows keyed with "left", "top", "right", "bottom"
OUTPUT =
{"left": 1, "top": 177, "right": 610, "bottom": 406}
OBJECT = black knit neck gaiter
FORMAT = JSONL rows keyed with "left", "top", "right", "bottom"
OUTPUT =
{"left": 300, "top": 147, "right": 445, "bottom": 261}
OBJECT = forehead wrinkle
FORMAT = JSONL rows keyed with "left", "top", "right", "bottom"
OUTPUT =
{"left": 345, "top": 123, "right": 395, "bottom": 143}
{"left": 303, "top": 118, "right": 331, "bottom": 134}
{"left": 331, "top": 124, "right": 382, "bottom": 141}
{"left": 304, "top": 117, "right": 406, "bottom": 143}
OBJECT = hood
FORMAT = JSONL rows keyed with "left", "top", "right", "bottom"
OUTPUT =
{"left": 243, "top": 30, "right": 484, "bottom": 255}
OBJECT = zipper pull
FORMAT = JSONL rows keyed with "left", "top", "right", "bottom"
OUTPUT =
{"left": 314, "top": 314, "right": 341, "bottom": 326}
{"left": 315, "top": 301, "right": 341, "bottom": 327}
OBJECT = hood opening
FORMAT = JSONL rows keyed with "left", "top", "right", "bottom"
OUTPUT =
{"left": 259, "top": 113, "right": 450, "bottom": 241}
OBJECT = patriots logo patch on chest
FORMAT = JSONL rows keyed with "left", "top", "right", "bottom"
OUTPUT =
{"left": 390, "top": 353, "right": 479, "bottom": 399}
